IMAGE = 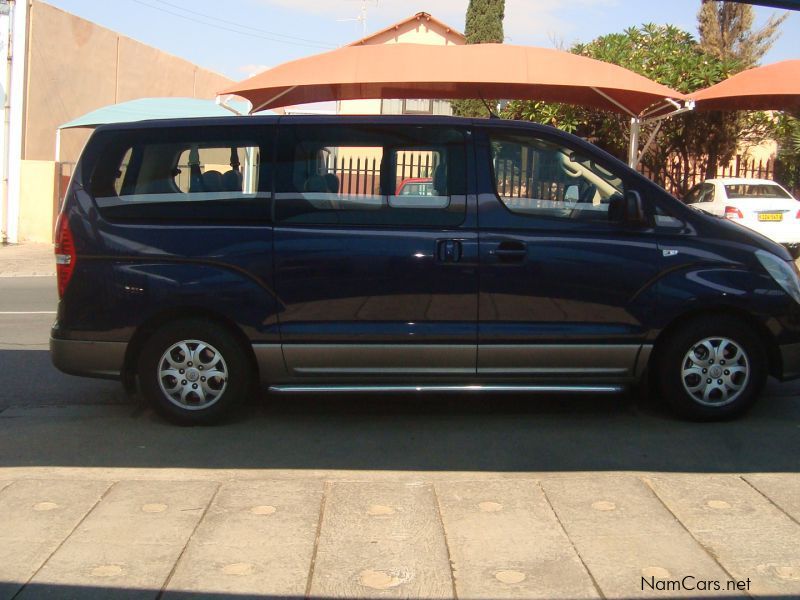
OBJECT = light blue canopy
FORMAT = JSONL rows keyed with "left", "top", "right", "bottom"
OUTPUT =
{"left": 58, "top": 97, "right": 272, "bottom": 130}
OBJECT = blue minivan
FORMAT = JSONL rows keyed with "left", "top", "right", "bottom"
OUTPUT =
{"left": 51, "top": 115, "right": 800, "bottom": 423}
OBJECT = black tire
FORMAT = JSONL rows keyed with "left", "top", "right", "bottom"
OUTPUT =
{"left": 138, "top": 318, "right": 252, "bottom": 424}
{"left": 787, "top": 246, "right": 800, "bottom": 260}
{"left": 656, "top": 316, "right": 767, "bottom": 421}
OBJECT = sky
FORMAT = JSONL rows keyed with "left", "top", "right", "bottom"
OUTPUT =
{"left": 45, "top": 0, "right": 799, "bottom": 81}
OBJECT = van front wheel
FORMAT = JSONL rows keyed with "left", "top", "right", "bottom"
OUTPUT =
{"left": 138, "top": 319, "right": 251, "bottom": 424}
{"left": 657, "top": 317, "right": 766, "bottom": 421}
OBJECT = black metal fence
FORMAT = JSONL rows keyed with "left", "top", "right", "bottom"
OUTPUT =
{"left": 494, "top": 156, "right": 566, "bottom": 201}
{"left": 639, "top": 155, "right": 779, "bottom": 198}
{"left": 323, "top": 153, "right": 437, "bottom": 195}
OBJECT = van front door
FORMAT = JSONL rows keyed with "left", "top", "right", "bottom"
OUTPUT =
{"left": 475, "top": 126, "right": 662, "bottom": 382}
{"left": 272, "top": 120, "right": 477, "bottom": 380}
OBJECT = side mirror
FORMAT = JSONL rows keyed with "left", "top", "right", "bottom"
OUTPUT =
{"left": 624, "top": 190, "right": 647, "bottom": 227}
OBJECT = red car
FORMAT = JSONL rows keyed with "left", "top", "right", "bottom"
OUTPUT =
{"left": 395, "top": 177, "right": 433, "bottom": 196}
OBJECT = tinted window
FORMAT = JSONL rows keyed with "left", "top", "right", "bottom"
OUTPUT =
{"left": 700, "top": 183, "right": 715, "bottom": 202}
{"left": 724, "top": 183, "right": 792, "bottom": 200}
{"left": 488, "top": 131, "right": 625, "bottom": 223}
{"left": 653, "top": 204, "right": 685, "bottom": 229}
{"left": 274, "top": 124, "right": 467, "bottom": 226}
{"left": 88, "top": 126, "right": 273, "bottom": 222}
{"left": 683, "top": 185, "right": 702, "bottom": 204}
{"left": 685, "top": 183, "right": 715, "bottom": 204}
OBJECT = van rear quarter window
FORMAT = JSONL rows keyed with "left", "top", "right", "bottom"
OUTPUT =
{"left": 86, "top": 126, "right": 274, "bottom": 222}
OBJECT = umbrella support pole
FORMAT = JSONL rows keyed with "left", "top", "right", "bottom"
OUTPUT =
{"left": 590, "top": 87, "right": 636, "bottom": 118}
{"left": 628, "top": 100, "right": 695, "bottom": 168}
{"left": 637, "top": 121, "right": 663, "bottom": 166}
{"left": 253, "top": 86, "right": 297, "bottom": 114}
{"left": 628, "top": 118, "right": 640, "bottom": 168}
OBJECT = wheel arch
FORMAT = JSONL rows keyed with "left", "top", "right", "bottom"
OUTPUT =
{"left": 649, "top": 305, "right": 781, "bottom": 378}
{"left": 122, "top": 307, "right": 260, "bottom": 392}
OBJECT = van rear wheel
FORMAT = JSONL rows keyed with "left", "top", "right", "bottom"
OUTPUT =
{"left": 138, "top": 319, "right": 251, "bottom": 424}
{"left": 656, "top": 316, "right": 766, "bottom": 421}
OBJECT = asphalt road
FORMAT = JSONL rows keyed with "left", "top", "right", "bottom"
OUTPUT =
{"left": 2, "top": 277, "right": 800, "bottom": 599}
{"left": 0, "top": 277, "right": 127, "bottom": 409}
{"left": 1, "top": 276, "right": 799, "bottom": 474}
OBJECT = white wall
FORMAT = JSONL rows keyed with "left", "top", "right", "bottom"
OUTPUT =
{"left": 0, "top": 7, "right": 10, "bottom": 242}
{"left": 1, "top": 0, "right": 28, "bottom": 244}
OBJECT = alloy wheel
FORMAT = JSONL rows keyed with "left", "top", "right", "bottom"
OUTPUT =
{"left": 680, "top": 337, "right": 750, "bottom": 407}
{"left": 157, "top": 339, "right": 228, "bottom": 410}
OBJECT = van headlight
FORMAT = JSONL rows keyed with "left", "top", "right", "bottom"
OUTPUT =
{"left": 756, "top": 250, "right": 800, "bottom": 304}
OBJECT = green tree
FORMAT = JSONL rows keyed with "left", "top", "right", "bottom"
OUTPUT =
{"left": 774, "top": 114, "right": 800, "bottom": 195}
{"left": 451, "top": 0, "right": 505, "bottom": 118}
{"left": 697, "top": 1, "right": 787, "bottom": 178}
{"left": 698, "top": 0, "right": 787, "bottom": 68}
{"left": 503, "top": 24, "right": 738, "bottom": 194}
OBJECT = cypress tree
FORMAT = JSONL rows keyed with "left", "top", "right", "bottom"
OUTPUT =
{"left": 451, "top": 0, "right": 506, "bottom": 118}
{"left": 464, "top": 0, "right": 505, "bottom": 44}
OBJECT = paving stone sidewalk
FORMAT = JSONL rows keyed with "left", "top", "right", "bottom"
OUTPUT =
{"left": 0, "top": 471, "right": 798, "bottom": 599}
{"left": 0, "top": 243, "right": 55, "bottom": 277}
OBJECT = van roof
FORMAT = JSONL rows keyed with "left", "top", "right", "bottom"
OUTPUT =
{"left": 90, "top": 113, "right": 531, "bottom": 133}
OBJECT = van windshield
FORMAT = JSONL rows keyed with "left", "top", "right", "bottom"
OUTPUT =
{"left": 724, "top": 184, "right": 792, "bottom": 200}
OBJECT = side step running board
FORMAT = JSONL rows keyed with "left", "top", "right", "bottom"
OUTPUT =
{"left": 268, "top": 384, "right": 624, "bottom": 394}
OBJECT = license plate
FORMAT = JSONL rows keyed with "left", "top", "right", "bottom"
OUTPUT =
{"left": 758, "top": 213, "right": 783, "bottom": 222}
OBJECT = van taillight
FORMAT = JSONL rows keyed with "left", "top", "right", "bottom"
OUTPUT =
{"left": 54, "top": 213, "right": 76, "bottom": 297}
{"left": 724, "top": 206, "right": 743, "bottom": 220}
{"left": 796, "top": 210, "right": 800, "bottom": 219}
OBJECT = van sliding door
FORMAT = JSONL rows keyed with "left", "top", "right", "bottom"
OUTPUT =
{"left": 271, "top": 120, "right": 478, "bottom": 379}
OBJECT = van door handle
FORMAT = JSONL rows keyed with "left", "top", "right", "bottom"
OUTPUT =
{"left": 490, "top": 241, "right": 527, "bottom": 263}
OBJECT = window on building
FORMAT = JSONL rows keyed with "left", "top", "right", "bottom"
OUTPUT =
{"left": 402, "top": 99, "right": 433, "bottom": 114}
{"left": 380, "top": 99, "right": 453, "bottom": 116}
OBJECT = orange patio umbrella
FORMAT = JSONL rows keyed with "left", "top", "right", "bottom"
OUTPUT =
{"left": 222, "top": 43, "right": 685, "bottom": 117}
{"left": 690, "top": 60, "right": 800, "bottom": 111}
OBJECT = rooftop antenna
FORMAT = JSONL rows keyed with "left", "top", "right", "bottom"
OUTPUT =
{"left": 337, "top": 0, "right": 378, "bottom": 36}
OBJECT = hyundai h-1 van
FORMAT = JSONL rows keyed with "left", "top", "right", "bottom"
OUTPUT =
{"left": 51, "top": 116, "right": 800, "bottom": 423}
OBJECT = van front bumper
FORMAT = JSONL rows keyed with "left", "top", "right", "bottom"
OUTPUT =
{"left": 50, "top": 337, "right": 127, "bottom": 380}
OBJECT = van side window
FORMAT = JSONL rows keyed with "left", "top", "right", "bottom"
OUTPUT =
{"left": 88, "top": 126, "right": 272, "bottom": 222}
{"left": 488, "top": 132, "right": 626, "bottom": 223}
{"left": 96, "top": 143, "right": 258, "bottom": 200}
{"left": 274, "top": 125, "right": 466, "bottom": 227}
{"left": 653, "top": 205, "right": 685, "bottom": 228}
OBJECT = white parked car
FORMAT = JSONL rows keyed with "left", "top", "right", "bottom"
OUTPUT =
{"left": 683, "top": 178, "right": 800, "bottom": 258}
